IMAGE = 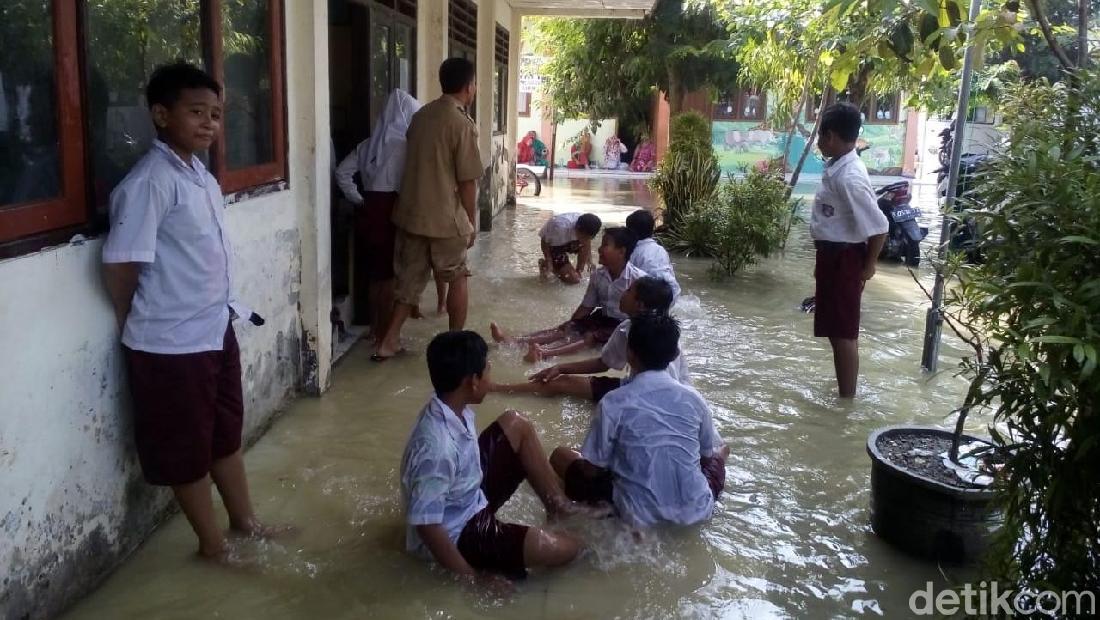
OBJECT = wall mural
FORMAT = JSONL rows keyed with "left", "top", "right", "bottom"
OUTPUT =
{"left": 711, "top": 119, "right": 906, "bottom": 176}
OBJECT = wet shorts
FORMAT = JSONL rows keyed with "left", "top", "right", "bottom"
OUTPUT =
{"left": 565, "top": 310, "right": 621, "bottom": 345}
{"left": 549, "top": 241, "right": 582, "bottom": 270}
{"left": 589, "top": 376, "right": 622, "bottom": 403}
{"left": 355, "top": 191, "right": 398, "bottom": 281}
{"left": 813, "top": 241, "right": 867, "bottom": 340}
{"left": 393, "top": 229, "right": 469, "bottom": 306}
{"left": 123, "top": 324, "right": 244, "bottom": 486}
{"left": 456, "top": 421, "right": 531, "bottom": 579}
{"left": 564, "top": 455, "right": 727, "bottom": 506}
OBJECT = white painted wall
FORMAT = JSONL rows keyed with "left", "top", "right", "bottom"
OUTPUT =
{"left": 0, "top": 3, "right": 329, "bottom": 618}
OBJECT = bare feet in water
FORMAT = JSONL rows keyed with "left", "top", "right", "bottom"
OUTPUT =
{"left": 523, "top": 342, "right": 544, "bottom": 364}
{"left": 548, "top": 497, "right": 613, "bottom": 520}
{"left": 410, "top": 306, "right": 424, "bottom": 320}
{"left": 231, "top": 519, "right": 298, "bottom": 540}
{"left": 490, "top": 322, "right": 512, "bottom": 344}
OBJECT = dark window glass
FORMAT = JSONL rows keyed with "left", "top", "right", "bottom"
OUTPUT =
{"left": 394, "top": 21, "right": 414, "bottom": 93}
{"left": 84, "top": 0, "right": 202, "bottom": 210}
{"left": 223, "top": 0, "right": 275, "bottom": 169}
{"left": 0, "top": 1, "right": 61, "bottom": 208}
{"left": 370, "top": 22, "right": 391, "bottom": 133}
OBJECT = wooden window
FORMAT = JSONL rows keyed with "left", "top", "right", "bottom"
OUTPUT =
{"left": 0, "top": 0, "right": 287, "bottom": 253}
{"left": 493, "top": 25, "right": 509, "bottom": 134}
{"left": 447, "top": 0, "right": 477, "bottom": 121}
{"left": 713, "top": 88, "right": 766, "bottom": 122}
{"left": 808, "top": 91, "right": 901, "bottom": 125}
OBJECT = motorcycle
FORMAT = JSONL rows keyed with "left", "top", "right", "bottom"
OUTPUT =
{"left": 876, "top": 180, "right": 928, "bottom": 267}
{"left": 934, "top": 122, "right": 986, "bottom": 263}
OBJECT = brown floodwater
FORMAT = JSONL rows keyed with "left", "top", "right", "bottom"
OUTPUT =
{"left": 64, "top": 176, "right": 978, "bottom": 619}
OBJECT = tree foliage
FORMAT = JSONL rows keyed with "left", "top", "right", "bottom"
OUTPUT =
{"left": 530, "top": 0, "right": 738, "bottom": 130}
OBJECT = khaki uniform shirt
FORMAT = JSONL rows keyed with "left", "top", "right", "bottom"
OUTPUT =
{"left": 393, "top": 95, "right": 483, "bottom": 238}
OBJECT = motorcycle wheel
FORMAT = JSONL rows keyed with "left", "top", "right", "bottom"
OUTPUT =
{"left": 904, "top": 237, "right": 921, "bottom": 267}
{"left": 516, "top": 168, "right": 541, "bottom": 197}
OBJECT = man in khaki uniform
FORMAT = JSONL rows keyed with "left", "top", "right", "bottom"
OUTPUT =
{"left": 374, "top": 58, "right": 483, "bottom": 361}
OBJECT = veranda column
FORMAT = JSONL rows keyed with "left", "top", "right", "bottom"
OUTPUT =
{"left": 505, "top": 9, "right": 521, "bottom": 205}
{"left": 417, "top": 0, "right": 448, "bottom": 102}
{"left": 475, "top": 0, "right": 496, "bottom": 229}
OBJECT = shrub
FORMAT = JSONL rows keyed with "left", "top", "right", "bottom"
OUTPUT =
{"left": 651, "top": 111, "right": 719, "bottom": 231}
{"left": 663, "top": 168, "right": 798, "bottom": 277}
{"left": 942, "top": 72, "right": 1100, "bottom": 594}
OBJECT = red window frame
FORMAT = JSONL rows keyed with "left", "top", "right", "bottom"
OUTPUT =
{"left": 0, "top": 3, "right": 87, "bottom": 244}
{"left": 1, "top": 0, "right": 288, "bottom": 250}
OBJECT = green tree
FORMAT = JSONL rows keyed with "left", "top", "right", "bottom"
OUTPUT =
{"left": 531, "top": 0, "right": 739, "bottom": 130}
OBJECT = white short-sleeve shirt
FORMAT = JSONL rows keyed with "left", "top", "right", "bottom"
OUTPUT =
{"left": 629, "top": 238, "right": 682, "bottom": 299}
{"left": 400, "top": 397, "right": 489, "bottom": 557}
{"left": 601, "top": 319, "right": 691, "bottom": 385}
{"left": 810, "top": 150, "right": 890, "bottom": 243}
{"left": 581, "top": 263, "right": 647, "bottom": 320}
{"left": 102, "top": 140, "right": 244, "bottom": 354}
{"left": 581, "top": 370, "right": 724, "bottom": 527}
{"left": 539, "top": 212, "right": 581, "bottom": 248}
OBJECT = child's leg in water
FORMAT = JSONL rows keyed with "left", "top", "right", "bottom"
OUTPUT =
{"left": 491, "top": 322, "right": 571, "bottom": 346}
{"left": 434, "top": 276, "right": 447, "bottom": 315}
{"left": 489, "top": 375, "right": 593, "bottom": 399}
{"left": 523, "top": 333, "right": 587, "bottom": 362}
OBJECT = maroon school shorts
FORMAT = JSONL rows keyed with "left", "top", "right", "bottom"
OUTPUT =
{"left": 564, "top": 455, "right": 727, "bottom": 506}
{"left": 355, "top": 191, "right": 398, "bottom": 281}
{"left": 456, "top": 421, "right": 530, "bottom": 579}
{"left": 813, "top": 241, "right": 867, "bottom": 340}
{"left": 565, "top": 310, "right": 622, "bottom": 344}
{"left": 589, "top": 376, "right": 622, "bottom": 403}
{"left": 550, "top": 241, "right": 582, "bottom": 270}
{"left": 123, "top": 324, "right": 244, "bottom": 486}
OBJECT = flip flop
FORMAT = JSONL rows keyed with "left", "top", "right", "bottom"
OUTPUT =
{"left": 370, "top": 347, "right": 407, "bottom": 363}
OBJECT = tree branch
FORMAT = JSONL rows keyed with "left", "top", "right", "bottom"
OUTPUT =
{"left": 1077, "top": 0, "right": 1090, "bottom": 69}
{"left": 1026, "top": 0, "right": 1076, "bottom": 71}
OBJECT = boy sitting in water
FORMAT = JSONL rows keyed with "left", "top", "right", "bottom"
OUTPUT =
{"left": 491, "top": 227, "right": 646, "bottom": 362}
{"left": 400, "top": 331, "right": 601, "bottom": 582}
{"left": 625, "top": 209, "right": 681, "bottom": 300}
{"left": 490, "top": 276, "right": 689, "bottom": 402}
{"left": 550, "top": 314, "right": 728, "bottom": 528}
{"left": 539, "top": 212, "right": 603, "bottom": 284}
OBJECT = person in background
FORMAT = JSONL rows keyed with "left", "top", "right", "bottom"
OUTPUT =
{"left": 624, "top": 209, "right": 681, "bottom": 301}
{"left": 810, "top": 103, "right": 889, "bottom": 398}
{"left": 537, "top": 211, "right": 602, "bottom": 284}
{"left": 335, "top": 89, "right": 422, "bottom": 340}
{"left": 373, "top": 58, "right": 483, "bottom": 362}
{"left": 489, "top": 276, "right": 688, "bottom": 402}
{"left": 490, "top": 228, "right": 645, "bottom": 363}
{"left": 102, "top": 63, "right": 290, "bottom": 562}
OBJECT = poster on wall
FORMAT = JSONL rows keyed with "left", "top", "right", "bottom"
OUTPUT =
{"left": 519, "top": 54, "right": 545, "bottom": 93}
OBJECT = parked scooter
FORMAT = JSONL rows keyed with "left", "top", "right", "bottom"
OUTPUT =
{"left": 876, "top": 180, "right": 928, "bottom": 267}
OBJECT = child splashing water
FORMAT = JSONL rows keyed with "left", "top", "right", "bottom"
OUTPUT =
{"left": 490, "top": 227, "right": 645, "bottom": 363}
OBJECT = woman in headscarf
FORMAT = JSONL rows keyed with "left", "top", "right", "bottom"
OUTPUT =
{"left": 604, "top": 133, "right": 627, "bottom": 170}
{"left": 335, "top": 89, "right": 425, "bottom": 340}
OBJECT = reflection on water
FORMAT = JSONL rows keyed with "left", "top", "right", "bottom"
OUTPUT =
{"left": 65, "top": 179, "right": 978, "bottom": 619}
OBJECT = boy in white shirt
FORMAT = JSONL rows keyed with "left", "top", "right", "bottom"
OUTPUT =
{"left": 489, "top": 276, "right": 689, "bottom": 402}
{"left": 625, "top": 209, "right": 681, "bottom": 300}
{"left": 102, "top": 63, "right": 289, "bottom": 561}
{"left": 549, "top": 314, "right": 728, "bottom": 527}
{"left": 811, "top": 103, "right": 889, "bottom": 398}
{"left": 538, "top": 212, "right": 603, "bottom": 284}
{"left": 400, "top": 331, "right": 601, "bottom": 583}
{"left": 491, "top": 227, "right": 646, "bottom": 362}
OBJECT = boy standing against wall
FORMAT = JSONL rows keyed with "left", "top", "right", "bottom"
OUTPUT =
{"left": 811, "top": 103, "right": 889, "bottom": 398}
{"left": 102, "top": 63, "right": 286, "bottom": 561}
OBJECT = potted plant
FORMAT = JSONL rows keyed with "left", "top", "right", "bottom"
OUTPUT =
{"left": 867, "top": 70, "right": 1100, "bottom": 592}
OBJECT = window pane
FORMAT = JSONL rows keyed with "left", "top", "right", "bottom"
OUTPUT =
{"left": 223, "top": 0, "right": 275, "bottom": 170}
{"left": 395, "top": 22, "right": 413, "bottom": 94}
{"left": 370, "top": 23, "right": 392, "bottom": 133}
{"left": 84, "top": 0, "right": 202, "bottom": 210}
{"left": 0, "top": 1, "right": 61, "bottom": 208}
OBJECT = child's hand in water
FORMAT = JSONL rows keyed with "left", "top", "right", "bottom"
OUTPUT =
{"left": 530, "top": 365, "right": 561, "bottom": 383}
{"left": 461, "top": 572, "right": 514, "bottom": 597}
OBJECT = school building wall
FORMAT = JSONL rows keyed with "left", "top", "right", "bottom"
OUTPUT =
{"left": 0, "top": 4, "right": 332, "bottom": 618}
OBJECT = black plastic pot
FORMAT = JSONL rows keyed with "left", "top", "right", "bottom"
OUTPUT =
{"left": 866, "top": 425, "right": 1000, "bottom": 564}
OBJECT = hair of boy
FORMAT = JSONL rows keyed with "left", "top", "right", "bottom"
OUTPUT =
{"left": 426, "top": 330, "right": 489, "bottom": 395}
{"left": 575, "top": 213, "right": 602, "bottom": 238}
{"left": 819, "top": 102, "right": 862, "bottom": 143}
{"left": 603, "top": 227, "right": 639, "bottom": 260}
{"left": 439, "top": 58, "right": 476, "bottom": 95}
{"left": 625, "top": 209, "right": 656, "bottom": 240}
{"left": 634, "top": 276, "right": 674, "bottom": 314}
{"left": 627, "top": 312, "right": 680, "bottom": 372}
{"left": 146, "top": 62, "right": 221, "bottom": 110}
